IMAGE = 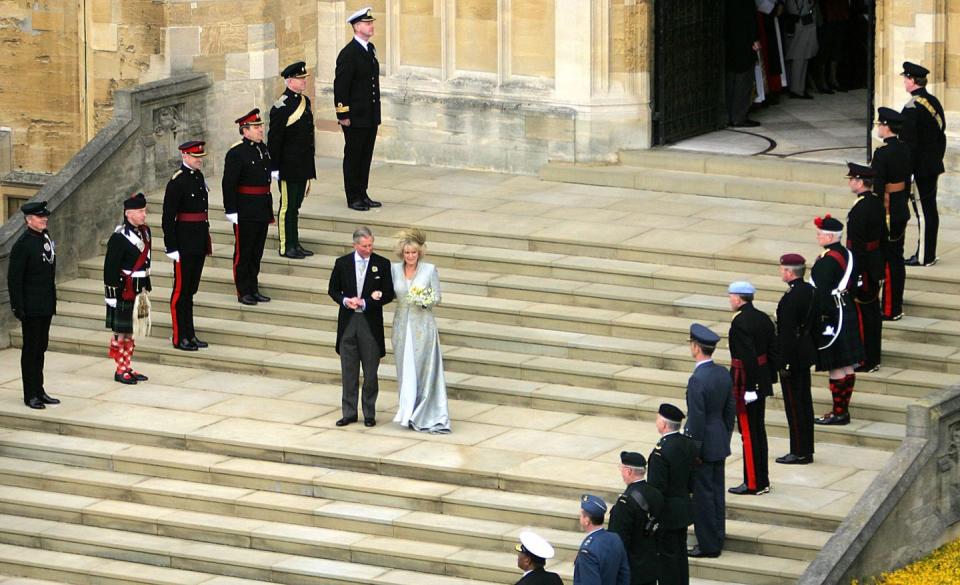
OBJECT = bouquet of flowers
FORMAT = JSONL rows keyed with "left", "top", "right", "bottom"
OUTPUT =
{"left": 406, "top": 286, "right": 438, "bottom": 309}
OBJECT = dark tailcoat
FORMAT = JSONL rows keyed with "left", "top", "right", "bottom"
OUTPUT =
{"left": 268, "top": 88, "right": 316, "bottom": 181}
{"left": 327, "top": 252, "right": 395, "bottom": 357}
{"left": 608, "top": 480, "right": 664, "bottom": 585}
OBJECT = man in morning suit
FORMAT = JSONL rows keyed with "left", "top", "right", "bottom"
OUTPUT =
{"left": 900, "top": 61, "right": 946, "bottom": 267}
{"left": 774, "top": 253, "right": 816, "bottom": 465}
{"left": 162, "top": 140, "right": 211, "bottom": 351}
{"left": 327, "top": 226, "right": 394, "bottom": 427}
{"left": 871, "top": 107, "right": 912, "bottom": 321}
{"left": 573, "top": 494, "right": 630, "bottom": 585}
{"left": 683, "top": 324, "right": 734, "bottom": 559}
{"left": 515, "top": 531, "right": 564, "bottom": 585}
{"left": 607, "top": 451, "right": 664, "bottom": 585}
{"left": 7, "top": 201, "right": 60, "bottom": 409}
{"left": 647, "top": 404, "right": 699, "bottom": 585}
{"left": 334, "top": 7, "right": 383, "bottom": 211}
{"left": 222, "top": 109, "right": 274, "bottom": 307}
{"left": 269, "top": 61, "right": 316, "bottom": 259}
{"left": 726, "top": 281, "right": 779, "bottom": 496}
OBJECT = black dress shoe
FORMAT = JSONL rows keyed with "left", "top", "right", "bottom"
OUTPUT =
{"left": 336, "top": 417, "right": 357, "bottom": 427}
{"left": 363, "top": 197, "right": 382, "bottom": 208}
{"left": 280, "top": 249, "right": 305, "bottom": 259}
{"left": 25, "top": 397, "right": 45, "bottom": 410}
{"left": 904, "top": 255, "right": 920, "bottom": 266}
{"left": 348, "top": 201, "right": 370, "bottom": 211}
{"left": 190, "top": 337, "right": 209, "bottom": 349}
{"left": 253, "top": 293, "right": 271, "bottom": 303}
{"left": 728, "top": 483, "right": 770, "bottom": 495}
{"left": 688, "top": 546, "right": 721, "bottom": 558}
{"left": 239, "top": 294, "right": 259, "bottom": 306}
{"left": 815, "top": 412, "right": 850, "bottom": 425}
{"left": 174, "top": 339, "right": 199, "bottom": 351}
{"left": 38, "top": 393, "right": 60, "bottom": 405}
{"left": 296, "top": 245, "right": 314, "bottom": 257}
{"left": 776, "top": 453, "right": 813, "bottom": 465}
{"left": 127, "top": 370, "right": 149, "bottom": 382}
{"left": 882, "top": 313, "right": 904, "bottom": 321}
{"left": 364, "top": 418, "right": 376, "bottom": 427}
{"left": 114, "top": 372, "right": 137, "bottom": 385}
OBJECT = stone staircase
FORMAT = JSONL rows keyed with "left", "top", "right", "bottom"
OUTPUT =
{"left": 2, "top": 157, "right": 959, "bottom": 585}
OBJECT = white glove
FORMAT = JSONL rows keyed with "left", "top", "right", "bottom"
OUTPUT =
{"left": 225, "top": 213, "right": 239, "bottom": 225}
{"left": 166, "top": 250, "right": 181, "bottom": 262}
{"left": 744, "top": 391, "right": 758, "bottom": 405}
{"left": 271, "top": 171, "right": 280, "bottom": 182}
{"left": 105, "top": 298, "right": 117, "bottom": 308}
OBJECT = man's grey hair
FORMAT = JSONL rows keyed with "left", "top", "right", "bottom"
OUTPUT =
{"left": 783, "top": 264, "right": 806, "bottom": 279}
{"left": 663, "top": 419, "right": 681, "bottom": 432}
{"left": 623, "top": 464, "right": 646, "bottom": 477}
{"left": 353, "top": 226, "right": 374, "bottom": 243}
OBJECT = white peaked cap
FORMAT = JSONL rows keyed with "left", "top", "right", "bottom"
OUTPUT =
{"left": 519, "top": 531, "right": 555, "bottom": 560}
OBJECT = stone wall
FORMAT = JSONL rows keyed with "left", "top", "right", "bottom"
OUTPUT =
{"left": 799, "top": 384, "right": 960, "bottom": 585}
{"left": 0, "top": 74, "right": 212, "bottom": 347}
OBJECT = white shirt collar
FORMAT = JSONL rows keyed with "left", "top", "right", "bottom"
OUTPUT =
{"left": 354, "top": 252, "right": 369, "bottom": 264}
{"left": 354, "top": 35, "right": 369, "bottom": 50}
{"left": 695, "top": 358, "right": 713, "bottom": 369}
{"left": 662, "top": 430, "right": 680, "bottom": 437}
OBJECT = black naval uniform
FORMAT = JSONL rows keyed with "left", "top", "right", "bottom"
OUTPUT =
{"left": 647, "top": 432, "right": 698, "bottom": 585}
{"left": 515, "top": 567, "right": 564, "bottom": 585}
{"left": 104, "top": 222, "right": 153, "bottom": 333}
{"left": 8, "top": 226, "right": 57, "bottom": 405}
{"left": 775, "top": 278, "right": 816, "bottom": 459}
{"left": 268, "top": 88, "right": 316, "bottom": 255}
{"left": 901, "top": 87, "right": 946, "bottom": 265}
{"left": 728, "top": 302, "right": 778, "bottom": 493}
{"left": 222, "top": 138, "right": 273, "bottom": 300}
{"left": 871, "top": 135, "right": 912, "bottom": 319}
{"left": 847, "top": 190, "right": 888, "bottom": 371}
{"left": 334, "top": 37, "right": 381, "bottom": 207}
{"left": 608, "top": 480, "right": 664, "bottom": 585}
{"left": 162, "top": 164, "right": 210, "bottom": 346}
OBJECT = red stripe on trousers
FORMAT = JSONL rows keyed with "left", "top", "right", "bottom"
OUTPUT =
{"left": 232, "top": 224, "right": 241, "bottom": 297}
{"left": 732, "top": 362, "right": 757, "bottom": 491}
{"left": 883, "top": 262, "right": 893, "bottom": 317}
{"left": 170, "top": 260, "right": 183, "bottom": 343}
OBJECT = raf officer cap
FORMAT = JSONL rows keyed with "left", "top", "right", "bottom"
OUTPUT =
{"left": 814, "top": 214, "right": 843, "bottom": 233}
{"left": 347, "top": 7, "right": 375, "bottom": 25}
{"left": 178, "top": 140, "right": 207, "bottom": 157}
{"left": 20, "top": 201, "right": 51, "bottom": 217}
{"left": 779, "top": 253, "right": 806, "bottom": 266}
{"left": 846, "top": 162, "right": 876, "bottom": 180}
{"left": 688, "top": 323, "right": 720, "bottom": 348}
{"left": 281, "top": 61, "right": 309, "bottom": 79}
{"left": 580, "top": 494, "right": 607, "bottom": 517}
{"left": 516, "top": 531, "right": 555, "bottom": 561}
{"left": 658, "top": 403, "right": 685, "bottom": 423}
{"left": 728, "top": 281, "right": 756, "bottom": 295}
{"left": 123, "top": 192, "right": 147, "bottom": 210}
{"left": 901, "top": 61, "right": 929, "bottom": 79}
{"left": 620, "top": 451, "right": 647, "bottom": 468}
{"left": 876, "top": 107, "right": 904, "bottom": 127}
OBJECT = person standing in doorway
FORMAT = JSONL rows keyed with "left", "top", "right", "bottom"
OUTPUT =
{"left": 783, "top": 0, "right": 818, "bottom": 99}
{"left": 725, "top": 0, "right": 761, "bottom": 127}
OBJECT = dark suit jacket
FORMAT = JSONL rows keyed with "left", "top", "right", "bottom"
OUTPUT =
{"left": 334, "top": 39, "right": 382, "bottom": 128}
{"left": 684, "top": 360, "right": 735, "bottom": 462}
{"left": 516, "top": 567, "right": 564, "bottom": 585}
{"left": 328, "top": 251, "right": 395, "bottom": 357}
{"left": 775, "top": 278, "right": 816, "bottom": 372}
{"left": 901, "top": 87, "right": 946, "bottom": 177}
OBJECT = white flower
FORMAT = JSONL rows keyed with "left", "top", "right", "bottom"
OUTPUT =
{"left": 406, "top": 286, "right": 437, "bottom": 308}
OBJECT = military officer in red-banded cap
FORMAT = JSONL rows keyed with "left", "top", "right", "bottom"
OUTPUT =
{"left": 162, "top": 140, "right": 211, "bottom": 351}
{"left": 222, "top": 109, "right": 274, "bottom": 306}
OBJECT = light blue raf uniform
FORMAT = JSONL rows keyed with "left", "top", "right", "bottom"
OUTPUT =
{"left": 573, "top": 494, "right": 630, "bottom": 585}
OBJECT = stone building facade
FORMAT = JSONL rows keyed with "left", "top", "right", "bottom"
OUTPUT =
{"left": 0, "top": 0, "right": 957, "bottom": 177}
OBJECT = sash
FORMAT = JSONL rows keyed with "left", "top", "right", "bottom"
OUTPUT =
{"left": 286, "top": 95, "right": 307, "bottom": 127}
{"left": 117, "top": 226, "right": 151, "bottom": 301}
{"left": 915, "top": 96, "right": 945, "bottom": 131}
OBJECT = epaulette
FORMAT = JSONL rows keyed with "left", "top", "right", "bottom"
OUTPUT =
{"left": 171, "top": 170, "right": 182, "bottom": 180}
{"left": 230, "top": 140, "right": 243, "bottom": 149}
{"left": 820, "top": 249, "right": 830, "bottom": 258}
{"left": 274, "top": 95, "right": 288, "bottom": 109}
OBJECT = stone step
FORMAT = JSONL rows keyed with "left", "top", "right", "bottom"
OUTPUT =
{"left": 0, "top": 542, "right": 275, "bottom": 585}
{"left": 50, "top": 300, "right": 919, "bottom": 426}
{"left": 9, "top": 325, "right": 909, "bottom": 448}
{"left": 0, "top": 576, "right": 74, "bottom": 585}
{"left": 0, "top": 429, "right": 839, "bottom": 558}
{"left": 617, "top": 150, "right": 842, "bottom": 187}
{"left": 0, "top": 374, "right": 888, "bottom": 532}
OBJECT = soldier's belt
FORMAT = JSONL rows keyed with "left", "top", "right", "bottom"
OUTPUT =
{"left": 846, "top": 239, "right": 881, "bottom": 252}
{"left": 884, "top": 182, "right": 906, "bottom": 193}
{"left": 237, "top": 185, "right": 271, "bottom": 195}
{"left": 176, "top": 212, "right": 209, "bottom": 222}
{"left": 730, "top": 353, "right": 768, "bottom": 369}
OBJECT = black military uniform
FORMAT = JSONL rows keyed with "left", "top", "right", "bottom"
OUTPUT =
{"left": 104, "top": 193, "right": 153, "bottom": 384}
{"left": 608, "top": 451, "right": 664, "bottom": 585}
{"left": 223, "top": 109, "right": 273, "bottom": 306}
{"left": 7, "top": 201, "right": 60, "bottom": 409}
{"left": 335, "top": 8, "right": 382, "bottom": 211}
{"left": 774, "top": 254, "right": 816, "bottom": 464}
{"left": 811, "top": 215, "right": 864, "bottom": 425}
{"left": 269, "top": 61, "right": 316, "bottom": 259}
{"left": 727, "top": 282, "right": 778, "bottom": 496}
{"left": 900, "top": 61, "right": 946, "bottom": 266}
{"left": 846, "top": 163, "right": 888, "bottom": 372}
{"left": 647, "top": 404, "right": 698, "bottom": 585}
{"left": 162, "top": 140, "right": 211, "bottom": 351}
{"left": 871, "top": 108, "right": 913, "bottom": 320}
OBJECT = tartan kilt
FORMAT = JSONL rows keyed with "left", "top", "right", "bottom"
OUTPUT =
{"left": 815, "top": 302, "right": 864, "bottom": 371}
{"left": 105, "top": 300, "right": 135, "bottom": 334}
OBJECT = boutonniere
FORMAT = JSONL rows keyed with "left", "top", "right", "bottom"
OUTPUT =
{"left": 371, "top": 266, "right": 378, "bottom": 273}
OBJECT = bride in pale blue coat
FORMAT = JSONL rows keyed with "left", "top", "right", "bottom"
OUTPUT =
{"left": 391, "top": 228, "right": 451, "bottom": 433}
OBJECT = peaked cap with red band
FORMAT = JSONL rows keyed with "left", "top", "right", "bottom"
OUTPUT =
{"left": 234, "top": 108, "right": 264, "bottom": 127}
{"left": 178, "top": 141, "right": 207, "bottom": 157}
